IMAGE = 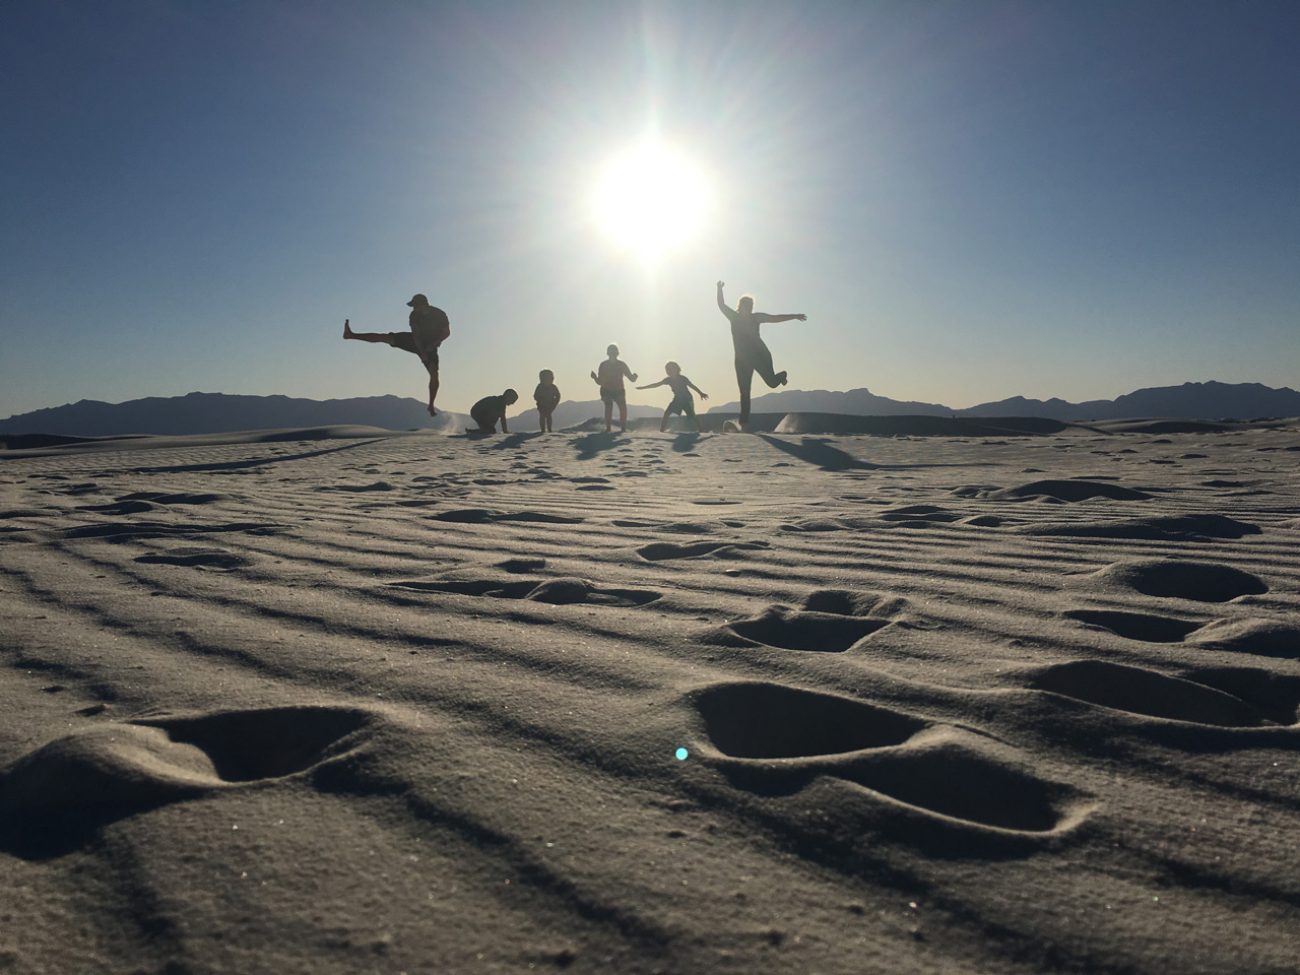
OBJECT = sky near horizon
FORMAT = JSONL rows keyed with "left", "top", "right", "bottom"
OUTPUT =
{"left": 2, "top": 0, "right": 1297, "bottom": 419}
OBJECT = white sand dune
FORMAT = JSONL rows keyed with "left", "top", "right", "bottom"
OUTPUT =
{"left": 1, "top": 420, "right": 1298, "bottom": 972}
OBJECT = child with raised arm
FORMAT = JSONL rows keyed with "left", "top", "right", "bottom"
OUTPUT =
{"left": 534, "top": 369, "right": 561, "bottom": 432}
{"left": 469, "top": 388, "right": 519, "bottom": 434}
{"left": 590, "top": 344, "right": 638, "bottom": 432}
{"left": 637, "top": 361, "right": 708, "bottom": 432}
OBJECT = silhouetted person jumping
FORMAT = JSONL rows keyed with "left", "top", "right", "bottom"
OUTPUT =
{"left": 716, "top": 280, "right": 805, "bottom": 429}
{"left": 638, "top": 361, "right": 708, "bottom": 432}
{"left": 470, "top": 388, "right": 519, "bottom": 433}
{"left": 591, "top": 344, "right": 638, "bottom": 432}
{"left": 344, "top": 293, "right": 450, "bottom": 415}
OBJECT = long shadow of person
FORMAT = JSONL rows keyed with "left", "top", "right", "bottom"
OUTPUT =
{"left": 672, "top": 432, "right": 703, "bottom": 453}
{"left": 757, "top": 435, "right": 880, "bottom": 471}
{"left": 572, "top": 431, "right": 628, "bottom": 461}
{"left": 757, "top": 435, "right": 988, "bottom": 472}
{"left": 492, "top": 432, "right": 542, "bottom": 450}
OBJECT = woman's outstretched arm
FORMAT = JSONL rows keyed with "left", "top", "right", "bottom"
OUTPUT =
{"left": 757, "top": 312, "right": 807, "bottom": 324}
{"left": 716, "top": 280, "right": 734, "bottom": 318}
{"left": 636, "top": 378, "right": 667, "bottom": 390}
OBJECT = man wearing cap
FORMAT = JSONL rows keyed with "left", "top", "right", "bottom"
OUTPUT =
{"left": 344, "top": 294, "right": 451, "bottom": 415}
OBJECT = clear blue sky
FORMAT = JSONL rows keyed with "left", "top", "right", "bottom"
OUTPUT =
{"left": 3, "top": 0, "right": 1297, "bottom": 417}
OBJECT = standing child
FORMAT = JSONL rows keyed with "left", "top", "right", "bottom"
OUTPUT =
{"left": 590, "top": 344, "right": 638, "bottom": 432}
{"left": 637, "top": 362, "right": 709, "bottom": 432}
{"left": 534, "top": 369, "right": 561, "bottom": 432}
{"left": 469, "top": 388, "right": 519, "bottom": 434}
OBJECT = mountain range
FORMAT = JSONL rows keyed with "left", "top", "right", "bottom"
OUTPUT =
{"left": 711, "top": 381, "right": 1300, "bottom": 422}
{"left": 1, "top": 381, "right": 1296, "bottom": 439}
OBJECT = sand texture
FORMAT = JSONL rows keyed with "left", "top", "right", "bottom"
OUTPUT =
{"left": 1, "top": 422, "right": 1298, "bottom": 973}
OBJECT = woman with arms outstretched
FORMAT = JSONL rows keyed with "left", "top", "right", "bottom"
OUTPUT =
{"left": 716, "top": 280, "right": 806, "bottom": 429}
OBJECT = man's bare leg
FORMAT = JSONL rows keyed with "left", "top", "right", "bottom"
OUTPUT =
{"left": 343, "top": 319, "right": 397, "bottom": 344}
{"left": 426, "top": 372, "right": 439, "bottom": 416}
{"left": 604, "top": 400, "right": 613, "bottom": 433}
{"left": 618, "top": 401, "right": 628, "bottom": 432}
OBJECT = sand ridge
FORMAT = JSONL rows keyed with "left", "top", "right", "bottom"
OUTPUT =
{"left": 1, "top": 421, "right": 1298, "bottom": 972}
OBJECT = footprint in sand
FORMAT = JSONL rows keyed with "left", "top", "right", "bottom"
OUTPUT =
{"left": 986, "top": 480, "right": 1153, "bottom": 502}
{"left": 77, "top": 499, "right": 159, "bottom": 515}
{"left": 688, "top": 682, "right": 1089, "bottom": 836}
{"left": 1176, "top": 667, "right": 1300, "bottom": 725}
{"left": 0, "top": 706, "right": 374, "bottom": 817}
{"left": 1090, "top": 559, "right": 1268, "bottom": 602}
{"left": 693, "top": 681, "right": 924, "bottom": 759}
{"left": 961, "top": 514, "right": 1007, "bottom": 527}
{"left": 495, "top": 558, "right": 547, "bottom": 573}
{"left": 615, "top": 519, "right": 746, "bottom": 534}
{"left": 117, "top": 492, "right": 229, "bottom": 506}
{"left": 1024, "top": 514, "right": 1260, "bottom": 542}
{"left": 636, "top": 540, "right": 767, "bottom": 562}
{"left": 134, "top": 548, "right": 251, "bottom": 571}
{"left": 430, "top": 508, "right": 584, "bottom": 525}
{"left": 720, "top": 608, "right": 890, "bottom": 652}
{"left": 388, "top": 576, "right": 661, "bottom": 608}
{"left": 64, "top": 521, "right": 283, "bottom": 542}
{"left": 801, "top": 589, "right": 910, "bottom": 618}
{"left": 1065, "top": 609, "right": 1204, "bottom": 643}
{"left": 714, "top": 590, "right": 907, "bottom": 652}
{"left": 1027, "top": 660, "right": 1290, "bottom": 727}
{"left": 879, "top": 504, "right": 963, "bottom": 524}
{"left": 1189, "top": 619, "right": 1300, "bottom": 660}
{"left": 779, "top": 516, "right": 859, "bottom": 533}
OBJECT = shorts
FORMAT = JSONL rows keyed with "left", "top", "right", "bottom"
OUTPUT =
{"left": 389, "top": 333, "right": 438, "bottom": 372}
{"left": 469, "top": 406, "right": 496, "bottom": 432}
{"left": 666, "top": 394, "right": 695, "bottom": 417}
{"left": 599, "top": 387, "right": 626, "bottom": 407}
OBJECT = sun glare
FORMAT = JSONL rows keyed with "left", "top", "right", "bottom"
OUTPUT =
{"left": 591, "top": 141, "right": 712, "bottom": 262}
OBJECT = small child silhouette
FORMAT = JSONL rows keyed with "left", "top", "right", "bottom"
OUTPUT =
{"left": 469, "top": 388, "right": 519, "bottom": 434}
{"left": 534, "top": 369, "right": 561, "bottom": 433}
{"left": 638, "top": 361, "right": 708, "bottom": 432}
{"left": 590, "top": 344, "right": 638, "bottom": 432}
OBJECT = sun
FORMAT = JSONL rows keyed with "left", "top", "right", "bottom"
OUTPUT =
{"left": 591, "top": 140, "right": 712, "bottom": 261}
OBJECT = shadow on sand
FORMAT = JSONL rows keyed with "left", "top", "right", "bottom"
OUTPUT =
{"left": 757, "top": 435, "right": 989, "bottom": 473}
{"left": 490, "top": 432, "right": 543, "bottom": 450}
{"left": 672, "top": 433, "right": 703, "bottom": 453}
{"left": 572, "top": 432, "right": 629, "bottom": 461}
{"left": 131, "top": 439, "right": 385, "bottom": 474}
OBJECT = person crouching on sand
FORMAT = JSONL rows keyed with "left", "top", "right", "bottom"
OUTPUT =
{"left": 343, "top": 293, "right": 450, "bottom": 416}
{"left": 637, "top": 361, "right": 708, "bottom": 432}
{"left": 590, "top": 344, "right": 638, "bottom": 433}
{"left": 470, "top": 388, "right": 518, "bottom": 434}
{"left": 534, "top": 369, "right": 561, "bottom": 432}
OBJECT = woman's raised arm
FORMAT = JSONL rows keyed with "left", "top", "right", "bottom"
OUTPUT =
{"left": 716, "top": 280, "right": 734, "bottom": 318}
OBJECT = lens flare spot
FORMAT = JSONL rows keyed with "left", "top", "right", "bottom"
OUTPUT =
{"left": 592, "top": 140, "right": 712, "bottom": 262}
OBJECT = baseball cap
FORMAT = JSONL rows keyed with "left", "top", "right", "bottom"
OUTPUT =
{"left": 407, "top": 293, "right": 429, "bottom": 307}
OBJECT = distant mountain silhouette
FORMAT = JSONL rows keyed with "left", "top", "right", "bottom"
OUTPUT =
{"left": 958, "top": 381, "right": 1300, "bottom": 420}
{"left": 707, "top": 387, "right": 949, "bottom": 417}
{"left": 0, "top": 392, "right": 464, "bottom": 437}
{"left": 5, "top": 381, "right": 1296, "bottom": 439}
{"left": 711, "top": 381, "right": 1300, "bottom": 421}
